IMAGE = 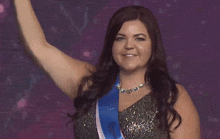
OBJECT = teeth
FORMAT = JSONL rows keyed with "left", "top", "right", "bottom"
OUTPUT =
{"left": 125, "top": 54, "right": 134, "bottom": 57}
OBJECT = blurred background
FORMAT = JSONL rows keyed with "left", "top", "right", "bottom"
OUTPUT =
{"left": 0, "top": 0, "right": 219, "bottom": 138}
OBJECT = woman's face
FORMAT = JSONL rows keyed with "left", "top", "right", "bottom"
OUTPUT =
{"left": 112, "top": 20, "right": 152, "bottom": 72}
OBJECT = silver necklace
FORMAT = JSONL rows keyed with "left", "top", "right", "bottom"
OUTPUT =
{"left": 116, "top": 82, "right": 147, "bottom": 94}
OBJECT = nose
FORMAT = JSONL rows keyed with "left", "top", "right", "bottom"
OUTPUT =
{"left": 124, "top": 39, "right": 134, "bottom": 50}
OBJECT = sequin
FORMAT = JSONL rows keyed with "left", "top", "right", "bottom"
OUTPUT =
{"left": 74, "top": 94, "right": 169, "bottom": 139}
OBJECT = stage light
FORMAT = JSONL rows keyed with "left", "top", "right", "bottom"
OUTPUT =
{"left": 0, "top": 4, "right": 4, "bottom": 14}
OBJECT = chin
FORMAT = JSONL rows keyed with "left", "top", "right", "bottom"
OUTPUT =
{"left": 120, "top": 66, "right": 138, "bottom": 72}
{"left": 120, "top": 64, "right": 148, "bottom": 73}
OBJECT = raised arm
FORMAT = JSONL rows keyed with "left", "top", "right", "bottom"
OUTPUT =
{"left": 14, "top": 0, "right": 95, "bottom": 99}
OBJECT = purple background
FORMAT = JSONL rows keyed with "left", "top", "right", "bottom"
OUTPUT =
{"left": 0, "top": 0, "right": 220, "bottom": 138}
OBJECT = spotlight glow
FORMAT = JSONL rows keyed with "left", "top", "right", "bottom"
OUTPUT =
{"left": 0, "top": 4, "right": 4, "bottom": 13}
{"left": 83, "top": 51, "right": 91, "bottom": 57}
{"left": 17, "top": 98, "right": 28, "bottom": 109}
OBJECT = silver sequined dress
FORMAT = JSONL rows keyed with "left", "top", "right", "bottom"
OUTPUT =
{"left": 74, "top": 94, "right": 169, "bottom": 139}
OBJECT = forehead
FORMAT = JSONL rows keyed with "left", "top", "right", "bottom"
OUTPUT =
{"left": 118, "top": 20, "right": 148, "bottom": 35}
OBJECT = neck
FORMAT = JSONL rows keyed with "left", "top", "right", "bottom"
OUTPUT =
{"left": 119, "top": 68, "right": 147, "bottom": 89}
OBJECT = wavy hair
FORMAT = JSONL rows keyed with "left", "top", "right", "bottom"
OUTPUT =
{"left": 67, "top": 5, "right": 181, "bottom": 137}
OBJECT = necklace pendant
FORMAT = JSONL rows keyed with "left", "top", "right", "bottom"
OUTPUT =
{"left": 116, "top": 86, "right": 120, "bottom": 89}
{"left": 139, "top": 84, "right": 144, "bottom": 88}
{"left": 126, "top": 89, "right": 133, "bottom": 94}
{"left": 133, "top": 87, "right": 139, "bottom": 92}
{"left": 121, "top": 89, "right": 126, "bottom": 94}
{"left": 116, "top": 82, "right": 147, "bottom": 94}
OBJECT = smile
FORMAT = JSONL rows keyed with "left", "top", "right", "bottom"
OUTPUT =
{"left": 123, "top": 54, "right": 136, "bottom": 57}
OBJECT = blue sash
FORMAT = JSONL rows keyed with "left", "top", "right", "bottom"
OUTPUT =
{"left": 96, "top": 76, "right": 125, "bottom": 139}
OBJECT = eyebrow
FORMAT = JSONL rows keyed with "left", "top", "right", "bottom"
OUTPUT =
{"left": 117, "top": 33, "right": 147, "bottom": 37}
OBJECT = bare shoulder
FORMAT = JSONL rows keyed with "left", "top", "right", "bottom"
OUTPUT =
{"left": 174, "top": 84, "right": 198, "bottom": 115}
{"left": 169, "top": 84, "right": 201, "bottom": 139}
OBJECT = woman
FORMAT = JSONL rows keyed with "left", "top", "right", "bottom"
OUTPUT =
{"left": 14, "top": 0, "right": 200, "bottom": 138}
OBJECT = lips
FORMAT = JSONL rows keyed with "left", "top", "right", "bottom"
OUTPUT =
{"left": 123, "top": 54, "right": 137, "bottom": 57}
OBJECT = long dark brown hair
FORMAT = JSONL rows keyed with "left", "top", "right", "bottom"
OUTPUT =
{"left": 67, "top": 5, "right": 181, "bottom": 138}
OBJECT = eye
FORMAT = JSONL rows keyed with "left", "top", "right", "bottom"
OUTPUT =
{"left": 136, "top": 37, "right": 146, "bottom": 41}
{"left": 115, "top": 37, "right": 124, "bottom": 41}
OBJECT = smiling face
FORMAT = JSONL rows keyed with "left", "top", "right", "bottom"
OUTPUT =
{"left": 112, "top": 20, "right": 152, "bottom": 72}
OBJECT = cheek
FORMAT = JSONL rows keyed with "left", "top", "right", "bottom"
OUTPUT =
{"left": 112, "top": 46, "right": 119, "bottom": 61}
{"left": 112, "top": 44, "right": 120, "bottom": 54}
{"left": 112, "top": 46, "right": 124, "bottom": 67}
{"left": 146, "top": 48, "right": 152, "bottom": 58}
{"left": 140, "top": 46, "right": 152, "bottom": 62}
